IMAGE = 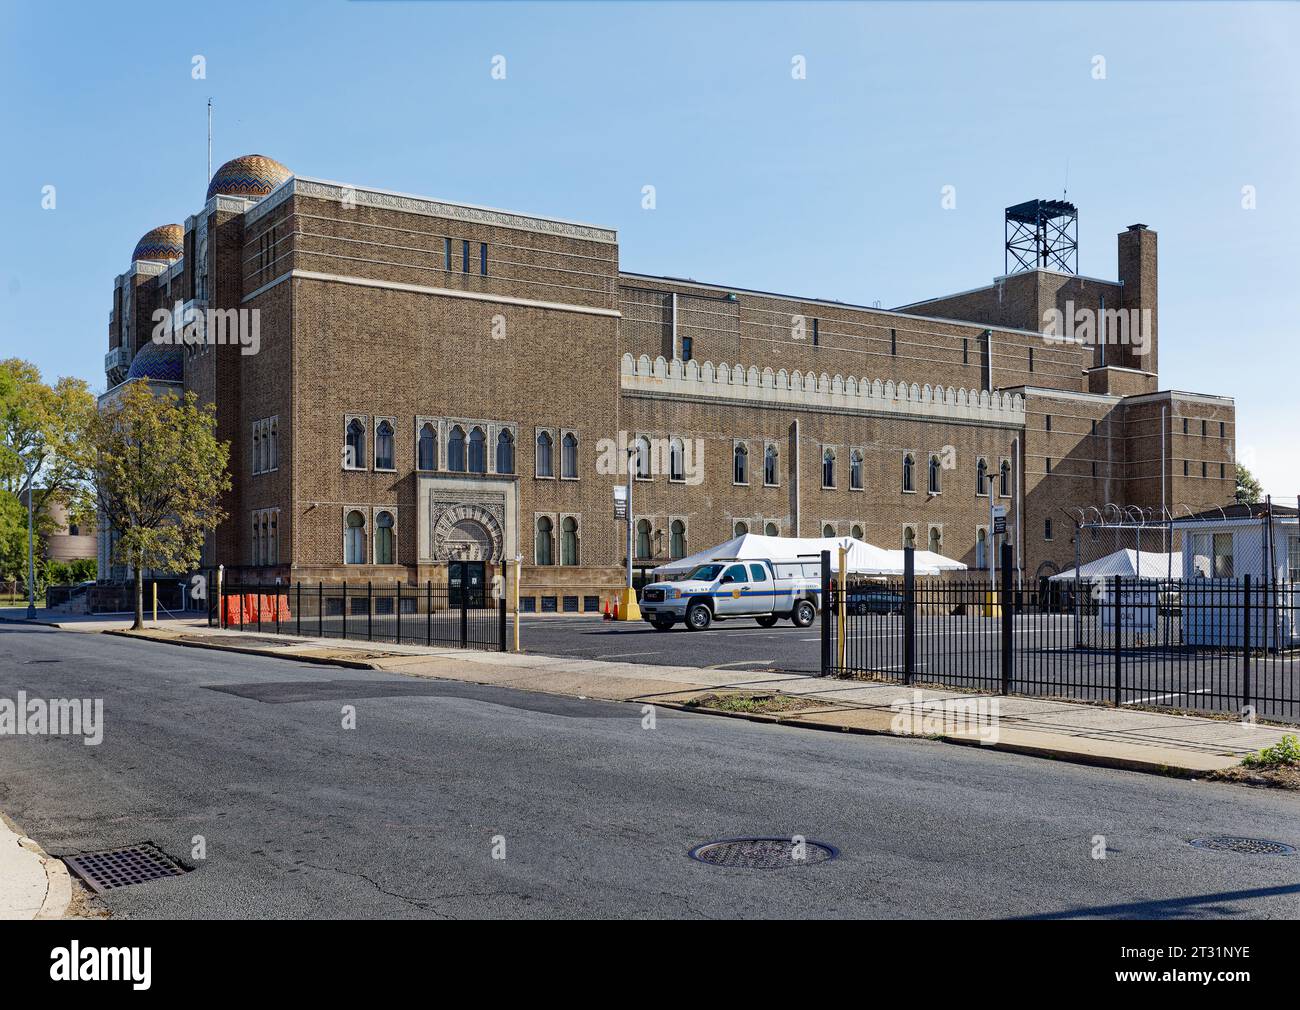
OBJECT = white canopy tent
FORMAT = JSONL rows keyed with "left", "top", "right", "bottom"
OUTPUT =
{"left": 651, "top": 534, "right": 943, "bottom": 578}
{"left": 1049, "top": 548, "right": 1183, "bottom": 582}
{"left": 879, "top": 549, "right": 969, "bottom": 573}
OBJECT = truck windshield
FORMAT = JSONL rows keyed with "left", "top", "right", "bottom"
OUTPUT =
{"left": 687, "top": 564, "right": 725, "bottom": 581}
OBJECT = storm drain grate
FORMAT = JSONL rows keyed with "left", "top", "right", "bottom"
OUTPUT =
{"left": 63, "top": 843, "right": 192, "bottom": 893}
{"left": 689, "top": 837, "right": 838, "bottom": 869}
{"left": 1189, "top": 836, "right": 1296, "bottom": 856}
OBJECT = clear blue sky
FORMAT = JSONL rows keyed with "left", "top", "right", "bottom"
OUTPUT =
{"left": 2, "top": 1, "right": 1296, "bottom": 497}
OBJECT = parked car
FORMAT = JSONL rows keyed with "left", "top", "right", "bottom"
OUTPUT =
{"left": 845, "top": 587, "right": 905, "bottom": 615}
{"left": 639, "top": 559, "right": 821, "bottom": 631}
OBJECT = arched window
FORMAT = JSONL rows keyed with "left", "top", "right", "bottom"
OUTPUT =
{"left": 928, "top": 454, "right": 941, "bottom": 494}
{"left": 448, "top": 425, "right": 466, "bottom": 471}
{"left": 268, "top": 513, "right": 278, "bottom": 563}
{"left": 636, "top": 519, "right": 652, "bottom": 559}
{"left": 929, "top": 526, "right": 942, "bottom": 552}
{"left": 375, "top": 511, "right": 395, "bottom": 564}
{"left": 418, "top": 423, "right": 437, "bottom": 470}
{"left": 251, "top": 515, "right": 261, "bottom": 565}
{"left": 669, "top": 438, "right": 685, "bottom": 482}
{"left": 902, "top": 453, "right": 914, "bottom": 492}
{"left": 253, "top": 426, "right": 263, "bottom": 474}
{"left": 822, "top": 448, "right": 836, "bottom": 488}
{"left": 670, "top": 520, "right": 686, "bottom": 559}
{"left": 850, "top": 450, "right": 863, "bottom": 490}
{"left": 345, "top": 510, "right": 366, "bottom": 564}
{"left": 635, "top": 437, "right": 651, "bottom": 479}
{"left": 561, "top": 432, "right": 578, "bottom": 478}
{"left": 851, "top": 524, "right": 864, "bottom": 541}
{"left": 468, "top": 427, "right": 486, "bottom": 473}
{"left": 734, "top": 521, "right": 749, "bottom": 537}
{"left": 535, "top": 516, "right": 554, "bottom": 565}
{"left": 976, "top": 527, "right": 987, "bottom": 569}
{"left": 561, "top": 516, "right": 578, "bottom": 565}
{"left": 733, "top": 442, "right": 748, "bottom": 484}
{"left": 268, "top": 420, "right": 278, "bottom": 470}
{"left": 999, "top": 459, "right": 1010, "bottom": 497}
{"left": 977, "top": 457, "right": 988, "bottom": 495}
{"left": 765, "top": 522, "right": 779, "bottom": 537}
{"left": 346, "top": 419, "right": 366, "bottom": 469}
{"left": 823, "top": 523, "right": 835, "bottom": 538}
{"left": 376, "top": 420, "right": 394, "bottom": 470}
{"left": 496, "top": 429, "right": 514, "bottom": 474}
{"left": 903, "top": 526, "right": 916, "bottom": 549}
{"left": 536, "top": 431, "right": 553, "bottom": 477}
{"left": 764, "top": 444, "right": 778, "bottom": 486}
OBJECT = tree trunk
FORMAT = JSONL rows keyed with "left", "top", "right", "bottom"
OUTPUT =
{"left": 133, "top": 566, "right": 144, "bottom": 630}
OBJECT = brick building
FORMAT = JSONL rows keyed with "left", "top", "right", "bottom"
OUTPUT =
{"left": 99, "top": 154, "right": 1236, "bottom": 605}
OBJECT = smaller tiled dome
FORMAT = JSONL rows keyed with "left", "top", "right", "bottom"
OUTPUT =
{"left": 132, "top": 224, "right": 184, "bottom": 263}
{"left": 206, "top": 154, "right": 292, "bottom": 201}
{"left": 126, "top": 341, "right": 183, "bottom": 383}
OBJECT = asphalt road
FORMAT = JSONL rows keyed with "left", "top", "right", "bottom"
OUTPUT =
{"left": 2, "top": 622, "right": 1299, "bottom": 919}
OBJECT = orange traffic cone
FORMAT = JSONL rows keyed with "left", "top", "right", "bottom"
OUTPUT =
{"left": 612, "top": 598, "right": 620, "bottom": 621}
{"left": 602, "top": 598, "right": 612, "bottom": 620}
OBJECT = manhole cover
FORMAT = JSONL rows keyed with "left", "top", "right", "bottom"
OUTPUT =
{"left": 1189, "top": 836, "right": 1296, "bottom": 856}
{"left": 689, "top": 837, "right": 838, "bottom": 869}
{"left": 63, "top": 843, "right": 192, "bottom": 893}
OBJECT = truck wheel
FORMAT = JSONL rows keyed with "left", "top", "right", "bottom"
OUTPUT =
{"left": 755, "top": 615, "right": 779, "bottom": 628}
{"left": 791, "top": 599, "right": 816, "bottom": 628}
{"left": 651, "top": 616, "right": 675, "bottom": 631}
{"left": 685, "top": 603, "right": 713, "bottom": 631}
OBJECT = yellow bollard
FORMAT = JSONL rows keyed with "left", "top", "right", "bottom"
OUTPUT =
{"left": 152, "top": 582, "right": 157, "bottom": 623}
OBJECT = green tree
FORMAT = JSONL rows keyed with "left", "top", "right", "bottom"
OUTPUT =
{"left": 1235, "top": 462, "right": 1263, "bottom": 505}
{"left": 89, "top": 383, "right": 230, "bottom": 629}
{"left": 0, "top": 359, "right": 96, "bottom": 590}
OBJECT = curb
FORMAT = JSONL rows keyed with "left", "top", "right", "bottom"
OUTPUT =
{"left": 0, "top": 812, "right": 72, "bottom": 920}
{"left": 111, "top": 627, "right": 1240, "bottom": 782}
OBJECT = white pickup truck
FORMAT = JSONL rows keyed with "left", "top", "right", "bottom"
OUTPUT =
{"left": 639, "top": 559, "right": 822, "bottom": 631}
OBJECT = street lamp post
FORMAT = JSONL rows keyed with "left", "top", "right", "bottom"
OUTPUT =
{"left": 22, "top": 461, "right": 39, "bottom": 620}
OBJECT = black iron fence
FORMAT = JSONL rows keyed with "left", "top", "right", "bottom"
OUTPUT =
{"left": 822, "top": 545, "right": 1300, "bottom": 722}
{"left": 219, "top": 581, "right": 507, "bottom": 652}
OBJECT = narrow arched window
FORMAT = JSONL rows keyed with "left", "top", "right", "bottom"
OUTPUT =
{"left": 976, "top": 527, "right": 987, "bottom": 569}
{"left": 850, "top": 450, "right": 863, "bottom": 490}
{"left": 734, "top": 521, "right": 749, "bottom": 537}
{"left": 670, "top": 520, "right": 686, "bottom": 559}
{"left": 636, "top": 519, "right": 652, "bottom": 559}
{"left": 851, "top": 524, "right": 864, "bottom": 541}
{"left": 536, "top": 516, "right": 553, "bottom": 566}
{"left": 345, "top": 510, "right": 366, "bottom": 564}
{"left": 496, "top": 429, "right": 514, "bottom": 474}
{"left": 822, "top": 448, "right": 836, "bottom": 488}
{"left": 561, "top": 432, "right": 577, "bottom": 478}
{"left": 448, "top": 425, "right": 466, "bottom": 471}
{"left": 977, "top": 457, "right": 988, "bottom": 495}
{"left": 903, "top": 526, "right": 916, "bottom": 549}
{"left": 561, "top": 516, "right": 578, "bottom": 566}
{"left": 254, "top": 426, "right": 264, "bottom": 474}
{"left": 928, "top": 454, "right": 941, "bottom": 494}
{"left": 468, "top": 427, "right": 486, "bottom": 473}
{"left": 536, "top": 431, "right": 553, "bottom": 477}
{"left": 268, "top": 420, "right": 278, "bottom": 470}
{"left": 635, "top": 437, "right": 651, "bottom": 479}
{"left": 765, "top": 522, "right": 779, "bottom": 537}
{"left": 375, "top": 511, "right": 395, "bottom": 564}
{"left": 764, "top": 444, "right": 778, "bottom": 486}
{"left": 418, "top": 423, "right": 437, "bottom": 470}
{"left": 902, "top": 453, "right": 914, "bottom": 492}
{"left": 346, "top": 419, "right": 365, "bottom": 469}
{"left": 929, "top": 526, "right": 942, "bottom": 552}
{"left": 376, "top": 420, "right": 394, "bottom": 470}
{"left": 823, "top": 523, "right": 835, "bottom": 538}
{"left": 733, "top": 442, "right": 748, "bottom": 484}
{"left": 999, "top": 459, "right": 1010, "bottom": 497}
{"left": 669, "top": 438, "right": 685, "bottom": 482}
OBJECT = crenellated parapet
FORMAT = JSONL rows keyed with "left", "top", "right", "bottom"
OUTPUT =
{"left": 620, "top": 353, "right": 1025, "bottom": 426}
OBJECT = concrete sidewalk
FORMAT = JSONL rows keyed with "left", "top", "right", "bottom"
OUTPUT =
{"left": 1, "top": 606, "right": 207, "bottom": 632}
{"left": 0, "top": 813, "right": 71, "bottom": 920}
{"left": 106, "top": 623, "right": 1296, "bottom": 777}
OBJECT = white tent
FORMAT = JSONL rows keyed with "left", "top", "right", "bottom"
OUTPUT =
{"left": 1049, "top": 548, "right": 1183, "bottom": 581}
{"left": 879, "top": 548, "right": 969, "bottom": 573}
{"left": 651, "top": 534, "right": 940, "bottom": 578}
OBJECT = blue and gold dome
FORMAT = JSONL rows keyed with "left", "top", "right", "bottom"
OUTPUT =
{"left": 132, "top": 224, "right": 184, "bottom": 263}
{"left": 126, "top": 341, "right": 183, "bottom": 383}
{"left": 206, "top": 154, "right": 292, "bottom": 201}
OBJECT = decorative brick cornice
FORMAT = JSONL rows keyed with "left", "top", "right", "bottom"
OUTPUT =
{"left": 244, "top": 176, "right": 617, "bottom": 244}
{"left": 620, "top": 354, "right": 1026, "bottom": 426}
